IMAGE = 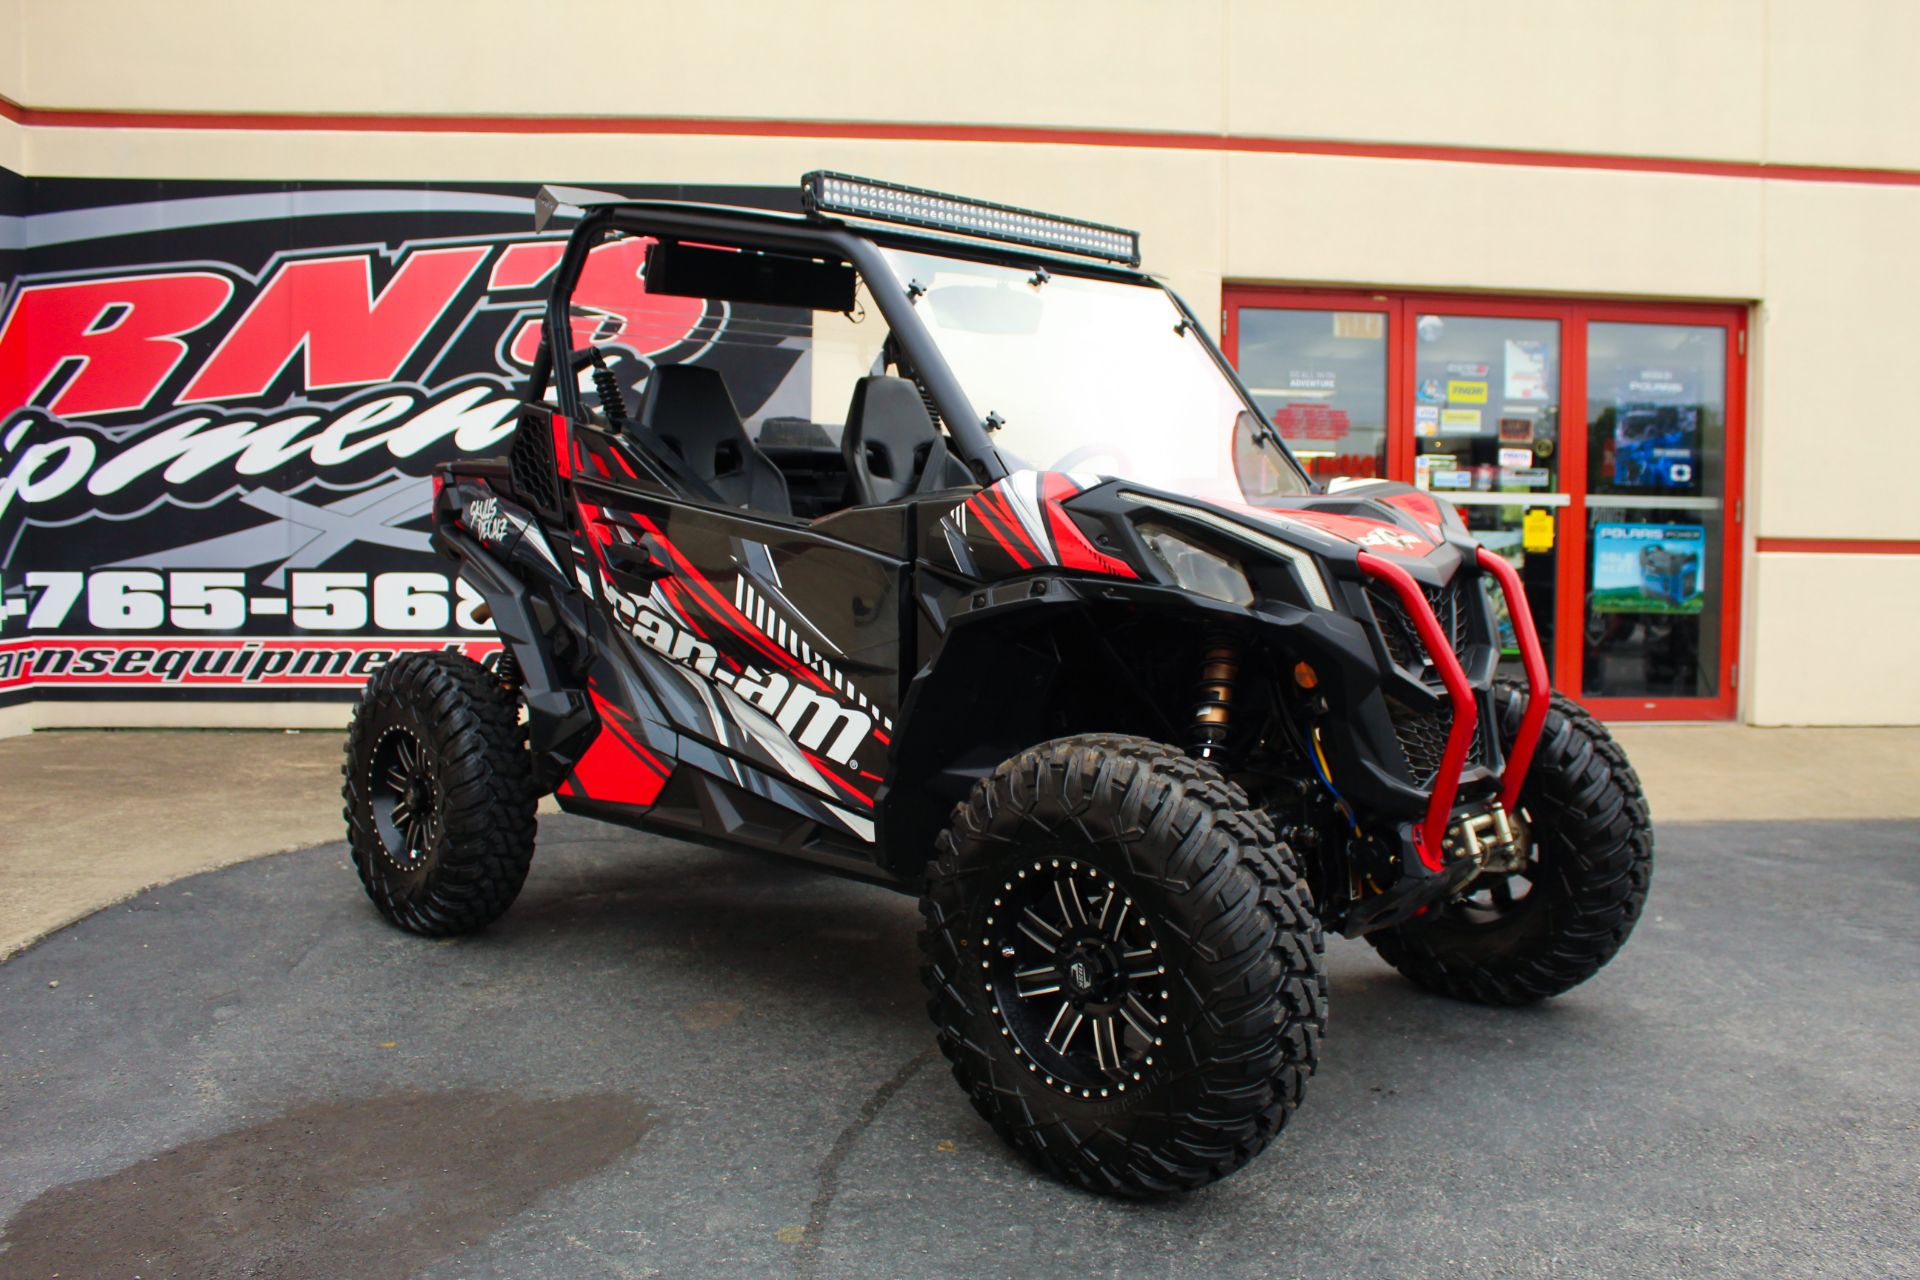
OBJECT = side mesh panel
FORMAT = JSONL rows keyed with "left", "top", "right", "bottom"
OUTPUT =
{"left": 508, "top": 405, "right": 564, "bottom": 521}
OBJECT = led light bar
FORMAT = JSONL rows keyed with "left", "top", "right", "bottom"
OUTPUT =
{"left": 802, "top": 171, "right": 1141, "bottom": 266}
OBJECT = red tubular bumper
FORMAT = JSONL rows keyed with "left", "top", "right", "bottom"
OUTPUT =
{"left": 1476, "top": 547, "right": 1551, "bottom": 812}
{"left": 1355, "top": 547, "right": 1553, "bottom": 870}
{"left": 1355, "top": 552, "right": 1476, "bottom": 869}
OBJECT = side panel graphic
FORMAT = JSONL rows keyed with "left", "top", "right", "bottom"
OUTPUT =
{"left": 571, "top": 466, "right": 903, "bottom": 844}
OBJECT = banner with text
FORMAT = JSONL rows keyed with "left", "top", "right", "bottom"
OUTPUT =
{"left": 0, "top": 173, "right": 788, "bottom": 709}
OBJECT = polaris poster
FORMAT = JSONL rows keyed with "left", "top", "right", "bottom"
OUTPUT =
{"left": 0, "top": 173, "right": 790, "bottom": 709}
{"left": 1590, "top": 522, "right": 1706, "bottom": 615}
{"left": 1612, "top": 400, "right": 1699, "bottom": 490}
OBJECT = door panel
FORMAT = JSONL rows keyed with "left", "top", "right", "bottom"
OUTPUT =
{"left": 578, "top": 480, "right": 905, "bottom": 843}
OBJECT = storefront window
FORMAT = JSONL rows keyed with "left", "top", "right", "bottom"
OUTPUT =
{"left": 1413, "top": 313, "right": 1562, "bottom": 680}
{"left": 1223, "top": 287, "right": 1745, "bottom": 719}
{"left": 1234, "top": 308, "right": 1388, "bottom": 483}
{"left": 1582, "top": 322, "right": 1728, "bottom": 700}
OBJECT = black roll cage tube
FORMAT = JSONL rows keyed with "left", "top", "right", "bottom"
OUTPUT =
{"left": 524, "top": 202, "right": 1311, "bottom": 494}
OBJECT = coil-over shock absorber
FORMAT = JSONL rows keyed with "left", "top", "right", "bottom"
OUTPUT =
{"left": 493, "top": 647, "right": 523, "bottom": 694}
{"left": 1189, "top": 630, "right": 1240, "bottom": 764}
{"left": 588, "top": 348, "right": 630, "bottom": 421}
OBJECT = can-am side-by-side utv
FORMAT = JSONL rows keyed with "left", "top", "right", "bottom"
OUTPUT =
{"left": 343, "top": 173, "right": 1653, "bottom": 1197}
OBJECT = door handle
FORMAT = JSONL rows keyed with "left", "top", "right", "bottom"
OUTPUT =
{"left": 602, "top": 535, "right": 671, "bottom": 582}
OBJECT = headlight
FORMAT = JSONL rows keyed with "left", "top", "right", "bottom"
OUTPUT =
{"left": 1121, "top": 491, "right": 1335, "bottom": 610}
{"left": 1139, "top": 523, "right": 1254, "bottom": 606}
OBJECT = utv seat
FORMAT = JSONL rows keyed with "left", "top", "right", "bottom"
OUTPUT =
{"left": 841, "top": 375, "right": 970, "bottom": 506}
{"left": 638, "top": 363, "right": 791, "bottom": 515}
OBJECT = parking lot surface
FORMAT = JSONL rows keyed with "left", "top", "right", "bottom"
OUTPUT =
{"left": 2, "top": 817, "right": 1916, "bottom": 1279}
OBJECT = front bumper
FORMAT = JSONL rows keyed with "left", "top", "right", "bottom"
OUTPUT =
{"left": 1331, "top": 547, "right": 1550, "bottom": 935}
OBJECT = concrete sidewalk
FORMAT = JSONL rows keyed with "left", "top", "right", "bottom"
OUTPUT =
{"left": 3, "top": 723, "right": 1916, "bottom": 959}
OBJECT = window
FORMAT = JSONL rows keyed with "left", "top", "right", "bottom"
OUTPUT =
{"left": 1225, "top": 286, "right": 1746, "bottom": 720}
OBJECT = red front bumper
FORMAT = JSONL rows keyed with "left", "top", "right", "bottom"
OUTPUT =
{"left": 1354, "top": 547, "right": 1551, "bottom": 871}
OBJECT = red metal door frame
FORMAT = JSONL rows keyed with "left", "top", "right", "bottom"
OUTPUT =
{"left": 1222, "top": 285, "right": 1748, "bottom": 721}
{"left": 1572, "top": 298, "right": 1746, "bottom": 721}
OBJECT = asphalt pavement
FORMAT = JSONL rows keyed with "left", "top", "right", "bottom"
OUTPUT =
{"left": 2, "top": 817, "right": 1916, "bottom": 1279}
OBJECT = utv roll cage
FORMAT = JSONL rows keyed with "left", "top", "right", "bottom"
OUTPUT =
{"left": 520, "top": 174, "right": 1310, "bottom": 499}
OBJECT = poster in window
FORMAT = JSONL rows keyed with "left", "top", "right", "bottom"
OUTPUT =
{"left": 1612, "top": 402, "right": 1700, "bottom": 490}
{"left": 1590, "top": 523, "right": 1706, "bottom": 615}
{"left": 1503, "top": 339, "right": 1550, "bottom": 401}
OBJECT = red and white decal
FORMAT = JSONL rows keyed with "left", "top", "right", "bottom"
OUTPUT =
{"left": 580, "top": 517, "right": 883, "bottom": 838}
{"left": 556, "top": 687, "right": 673, "bottom": 807}
{"left": 1242, "top": 506, "right": 1436, "bottom": 556}
{"left": 947, "top": 470, "right": 1136, "bottom": 578}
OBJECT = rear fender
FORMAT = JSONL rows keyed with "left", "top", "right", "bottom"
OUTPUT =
{"left": 432, "top": 481, "right": 596, "bottom": 793}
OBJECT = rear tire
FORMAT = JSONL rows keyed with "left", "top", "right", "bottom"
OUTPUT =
{"left": 342, "top": 651, "right": 536, "bottom": 936}
{"left": 920, "top": 734, "right": 1326, "bottom": 1197}
{"left": 1367, "top": 685, "right": 1653, "bottom": 1004}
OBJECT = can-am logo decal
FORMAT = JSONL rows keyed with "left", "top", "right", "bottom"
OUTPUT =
{"left": 1357, "top": 526, "right": 1427, "bottom": 551}
{"left": 601, "top": 575, "right": 873, "bottom": 766}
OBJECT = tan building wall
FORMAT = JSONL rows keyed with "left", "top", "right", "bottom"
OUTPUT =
{"left": 4, "top": 0, "right": 1918, "bottom": 725}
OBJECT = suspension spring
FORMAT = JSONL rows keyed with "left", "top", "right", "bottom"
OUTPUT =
{"left": 494, "top": 648, "right": 523, "bottom": 694}
{"left": 1188, "top": 632, "right": 1240, "bottom": 764}
{"left": 590, "top": 350, "right": 630, "bottom": 421}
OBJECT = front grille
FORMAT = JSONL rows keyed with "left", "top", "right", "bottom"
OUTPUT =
{"left": 1384, "top": 694, "right": 1486, "bottom": 787}
{"left": 1367, "top": 571, "right": 1486, "bottom": 785}
{"left": 1366, "top": 576, "right": 1473, "bottom": 677}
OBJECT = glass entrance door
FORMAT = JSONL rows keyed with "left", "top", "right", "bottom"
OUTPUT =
{"left": 1578, "top": 317, "right": 1742, "bottom": 717}
{"left": 1411, "top": 308, "right": 1565, "bottom": 681}
{"left": 1223, "top": 286, "right": 1747, "bottom": 720}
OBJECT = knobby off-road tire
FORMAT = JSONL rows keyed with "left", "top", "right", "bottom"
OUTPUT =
{"left": 1368, "top": 684, "right": 1653, "bottom": 1004}
{"left": 920, "top": 734, "right": 1327, "bottom": 1197}
{"left": 343, "top": 651, "right": 536, "bottom": 936}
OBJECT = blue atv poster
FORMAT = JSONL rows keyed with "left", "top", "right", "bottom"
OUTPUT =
{"left": 1613, "top": 402, "right": 1700, "bottom": 489}
{"left": 1591, "top": 523, "right": 1705, "bottom": 615}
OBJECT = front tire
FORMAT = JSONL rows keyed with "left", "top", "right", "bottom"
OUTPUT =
{"left": 342, "top": 651, "right": 536, "bottom": 936}
{"left": 1368, "top": 685, "right": 1653, "bottom": 1004}
{"left": 920, "top": 734, "right": 1326, "bottom": 1197}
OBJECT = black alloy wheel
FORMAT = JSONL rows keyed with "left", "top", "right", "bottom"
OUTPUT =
{"left": 922, "top": 733, "right": 1326, "bottom": 1197}
{"left": 343, "top": 651, "right": 537, "bottom": 936}
{"left": 368, "top": 727, "right": 438, "bottom": 879}
{"left": 983, "top": 857, "right": 1171, "bottom": 1099}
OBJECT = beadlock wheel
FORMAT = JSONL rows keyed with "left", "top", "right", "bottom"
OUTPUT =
{"left": 368, "top": 727, "right": 437, "bottom": 876}
{"left": 343, "top": 651, "right": 537, "bottom": 937}
{"left": 921, "top": 733, "right": 1326, "bottom": 1197}
{"left": 982, "top": 857, "right": 1172, "bottom": 1099}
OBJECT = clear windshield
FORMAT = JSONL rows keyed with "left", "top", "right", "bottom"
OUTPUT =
{"left": 879, "top": 248, "right": 1309, "bottom": 501}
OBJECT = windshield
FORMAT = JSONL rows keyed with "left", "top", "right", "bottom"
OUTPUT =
{"left": 879, "top": 248, "right": 1309, "bottom": 501}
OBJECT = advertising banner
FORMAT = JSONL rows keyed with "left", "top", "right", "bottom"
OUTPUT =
{"left": 0, "top": 172, "right": 790, "bottom": 712}
{"left": 1590, "top": 522, "right": 1706, "bottom": 615}
{"left": 1611, "top": 401, "right": 1699, "bottom": 490}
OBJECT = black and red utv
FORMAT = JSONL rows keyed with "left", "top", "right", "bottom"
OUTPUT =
{"left": 344, "top": 173, "right": 1653, "bottom": 1197}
